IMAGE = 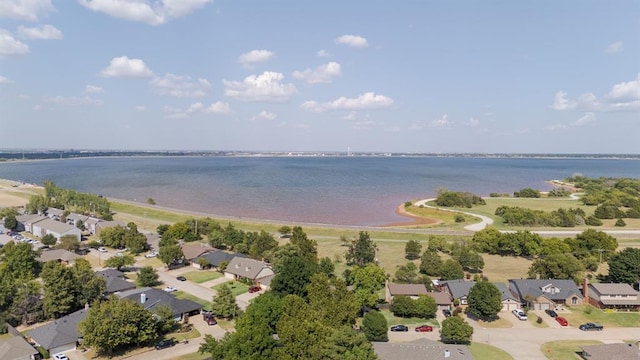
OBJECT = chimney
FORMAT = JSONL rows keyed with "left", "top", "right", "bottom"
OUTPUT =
{"left": 583, "top": 278, "right": 589, "bottom": 304}
{"left": 444, "top": 349, "right": 450, "bottom": 358}
{"left": 140, "top": 293, "right": 147, "bottom": 304}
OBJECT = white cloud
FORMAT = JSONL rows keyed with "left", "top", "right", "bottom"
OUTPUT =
{"left": 343, "top": 111, "right": 357, "bottom": 120}
{"left": 238, "top": 49, "right": 274, "bottom": 68}
{"left": 165, "top": 101, "right": 229, "bottom": 118}
{"left": 335, "top": 34, "right": 368, "bottom": 48}
{"left": 223, "top": 71, "right": 297, "bottom": 102}
{"left": 135, "top": 105, "right": 146, "bottom": 111}
{"left": 151, "top": 73, "right": 210, "bottom": 97}
{"left": 466, "top": 117, "right": 480, "bottom": 127}
{"left": 84, "top": 85, "right": 104, "bottom": 94}
{"left": 605, "top": 41, "right": 623, "bottom": 53}
{"left": 163, "top": 106, "right": 189, "bottom": 119}
{"left": 45, "top": 95, "right": 103, "bottom": 106}
{"left": 571, "top": 112, "right": 595, "bottom": 126}
{"left": 78, "top": 0, "right": 210, "bottom": 26}
{"left": 99, "top": 56, "right": 153, "bottom": 78}
{"left": 551, "top": 74, "right": 640, "bottom": 112}
{"left": 17, "top": 24, "right": 62, "bottom": 39}
{"left": 0, "top": 75, "right": 13, "bottom": 84}
{"left": 186, "top": 102, "right": 204, "bottom": 113}
{"left": 430, "top": 114, "right": 453, "bottom": 129}
{"left": 205, "top": 101, "right": 231, "bottom": 114}
{"left": 0, "top": 0, "right": 54, "bottom": 21}
{"left": 300, "top": 92, "right": 393, "bottom": 112}
{"left": 0, "top": 29, "right": 29, "bottom": 57}
{"left": 253, "top": 110, "right": 276, "bottom": 120}
{"left": 293, "top": 62, "right": 341, "bottom": 84}
{"left": 551, "top": 91, "right": 577, "bottom": 110}
{"left": 317, "top": 49, "right": 332, "bottom": 57}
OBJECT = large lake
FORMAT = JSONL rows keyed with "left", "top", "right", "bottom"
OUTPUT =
{"left": 0, "top": 157, "right": 638, "bottom": 226}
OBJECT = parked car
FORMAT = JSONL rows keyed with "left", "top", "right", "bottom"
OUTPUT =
{"left": 555, "top": 316, "right": 568, "bottom": 326}
{"left": 163, "top": 286, "right": 177, "bottom": 292}
{"left": 390, "top": 325, "right": 408, "bottom": 332}
{"left": 442, "top": 309, "right": 452, "bottom": 317}
{"left": 75, "top": 248, "right": 90, "bottom": 255}
{"left": 415, "top": 325, "right": 433, "bottom": 332}
{"left": 98, "top": 247, "right": 108, "bottom": 253}
{"left": 248, "top": 285, "right": 261, "bottom": 293}
{"left": 206, "top": 317, "right": 217, "bottom": 325}
{"left": 53, "top": 354, "right": 69, "bottom": 360}
{"left": 512, "top": 309, "right": 527, "bottom": 321}
{"left": 545, "top": 309, "right": 558, "bottom": 318}
{"left": 155, "top": 338, "right": 176, "bottom": 350}
{"left": 145, "top": 251, "right": 158, "bottom": 258}
{"left": 579, "top": 322, "right": 603, "bottom": 331}
{"left": 176, "top": 275, "right": 187, "bottom": 281}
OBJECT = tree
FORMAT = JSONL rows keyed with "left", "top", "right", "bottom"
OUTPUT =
{"left": 405, "top": 240, "right": 422, "bottom": 260}
{"left": 362, "top": 310, "right": 388, "bottom": 342}
{"left": 104, "top": 254, "right": 135, "bottom": 271}
{"left": 275, "top": 295, "right": 332, "bottom": 360}
{"left": 608, "top": 247, "right": 640, "bottom": 284}
{"left": 345, "top": 231, "right": 377, "bottom": 267}
{"left": 528, "top": 253, "right": 584, "bottom": 282}
{"left": 41, "top": 233, "right": 57, "bottom": 246}
{"left": 2, "top": 241, "right": 40, "bottom": 279}
{"left": 79, "top": 296, "right": 158, "bottom": 356}
{"left": 72, "top": 258, "right": 106, "bottom": 307}
{"left": 278, "top": 225, "right": 292, "bottom": 237}
{"left": 41, "top": 261, "right": 77, "bottom": 318}
{"left": 289, "top": 226, "right": 318, "bottom": 262}
{"left": 420, "top": 250, "right": 443, "bottom": 276}
{"left": 391, "top": 295, "right": 414, "bottom": 317}
{"left": 56, "top": 235, "right": 81, "bottom": 252}
{"left": 211, "top": 284, "right": 240, "bottom": 319}
{"left": 270, "top": 255, "right": 318, "bottom": 298}
{"left": 566, "top": 229, "right": 618, "bottom": 261}
{"left": 307, "top": 273, "right": 359, "bottom": 327}
{"left": 466, "top": 282, "right": 502, "bottom": 320}
{"left": 318, "top": 257, "right": 335, "bottom": 277}
{"left": 158, "top": 244, "right": 184, "bottom": 266}
{"left": 154, "top": 304, "right": 177, "bottom": 334}
{"left": 137, "top": 266, "right": 160, "bottom": 287}
{"left": 439, "top": 259, "right": 464, "bottom": 280}
{"left": 10, "top": 280, "right": 43, "bottom": 326}
{"left": 147, "top": 198, "right": 156, "bottom": 205}
{"left": 3, "top": 214, "right": 17, "bottom": 230}
{"left": 248, "top": 230, "right": 279, "bottom": 259}
{"left": 196, "top": 257, "right": 211, "bottom": 270}
{"left": 441, "top": 316, "right": 473, "bottom": 344}
{"left": 351, "top": 264, "right": 386, "bottom": 309}
{"left": 318, "top": 326, "right": 378, "bottom": 360}
{"left": 394, "top": 262, "right": 419, "bottom": 283}
{"left": 413, "top": 295, "right": 437, "bottom": 318}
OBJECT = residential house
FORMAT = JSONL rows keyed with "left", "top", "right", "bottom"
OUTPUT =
{"left": 15, "top": 214, "right": 46, "bottom": 233}
{"left": 117, "top": 287, "right": 202, "bottom": 321}
{"left": 95, "top": 269, "right": 136, "bottom": 294}
{"left": 83, "top": 217, "right": 101, "bottom": 235}
{"left": 36, "top": 249, "right": 80, "bottom": 265}
{"left": 44, "top": 207, "right": 64, "bottom": 220}
{"left": 181, "top": 243, "right": 216, "bottom": 268}
{"left": 197, "top": 250, "right": 247, "bottom": 270}
{"left": 580, "top": 342, "right": 640, "bottom": 360}
{"left": 27, "top": 308, "right": 87, "bottom": 356}
{"left": 31, "top": 218, "right": 81, "bottom": 241}
{"left": 224, "top": 257, "right": 274, "bottom": 285}
{"left": 441, "top": 279, "right": 520, "bottom": 311}
{"left": 509, "top": 279, "right": 584, "bottom": 310}
{"left": 0, "top": 336, "right": 39, "bottom": 360}
{"left": 258, "top": 273, "right": 275, "bottom": 291}
{"left": 65, "top": 213, "right": 88, "bottom": 227}
{"left": 586, "top": 282, "right": 640, "bottom": 310}
{"left": 373, "top": 338, "right": 473, "bottom": 360}
{"left": 385, "top": 282, "right": 429, "bottom": 302}
{"left": 94, "top": 221, "right": 126, "bottom": 235}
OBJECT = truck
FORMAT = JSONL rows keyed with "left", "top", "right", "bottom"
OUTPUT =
{"left": 579, "top": 322, "right": 603, "bottom": 331}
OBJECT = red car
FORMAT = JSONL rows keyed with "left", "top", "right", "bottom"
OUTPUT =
{"left": 415, "top": 325, "right": 433, "bottom": 332}
{"left": 556, "top": 316, "right": 568, "bottom": 326}
{"left": 248, "top": 286, "right": 261, "bottom": 293}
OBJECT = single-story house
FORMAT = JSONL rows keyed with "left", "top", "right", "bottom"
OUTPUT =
{"left": 509, "top": 279, "right": 584, "bottom": 310}
{"left": 27, "top": 308, "right": 87, "bottom": 356}
{"left": 441, "top": 279, "right": 520, "bottom": 311}
{"left": 181, "top": 243, "right": 216, "bottom": 268}
{"left": 426, "top": 291, "right": 453, "bottom": 310}
{"left": 580, "top": 342, "right": 640, "bottom": 360}
{"left": 385, "top": 282, "right": 429, "bottom": 302}
{"left": 197, "top": 250, "right": 247, "bottom": 270}
{"left": 224, "top": 257, "right": 274, "bottom": 284}
{"left": 36, "top": 249, "right": 80, "bottom": 265}
{"left": 117, "top": 287, "right": 202, "bottom": 321}
{"left": 586, "top": 283, "right": 640, "bottom": 310}
{"left": 258, "top": 273, "right": 275, "bottom": 290}
{"left": 31, "top": 218, "right": 81, "bottom": 242}
{"left": 0, "top": 336, "right": 39, "bottom": 360}
{"left": 373, "top": 338, "right": 473, "bottom": 360}
{"left": 95, "top": 269, "right": 136, "bottom": 294}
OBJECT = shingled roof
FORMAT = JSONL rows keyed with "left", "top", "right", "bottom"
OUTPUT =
{"left": 0, "top": 336, "right": 39, "bottom": 360}
{"left": 117, "top": 287, "right": 202, "bottom": 317}
{"left": 27, "top": 308, "right": 87, "bottom": 351}
{"left": 373, "top": 338, "right": 473, "bottom": 360}
{"left": 509, "top": 279, "right": 583, "bottom": 302}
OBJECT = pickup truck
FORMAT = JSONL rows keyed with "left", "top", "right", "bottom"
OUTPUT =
{"left": 579, "top": 322, "right": 603, "bottom": 331}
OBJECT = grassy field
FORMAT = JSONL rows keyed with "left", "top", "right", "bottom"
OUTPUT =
{"left": 528, "top": 313, "right": 549, "bottom": 328}
{"left": 540, "top": 340, "right": 602, "bottom": 360}
{"left": 469, "top": 342, "right": 514, "bottom": 360}
{"left": 476, "top": 317, "right": 513, "bottom": 328}
{"left": 182, "top": 270, "right": 223, "bottom": 283}
{"left": 174, "top": 291, "right": 211, "bottom": 311}
{"left": 561, "top": 305, "right": 640, "bottom": 327}
{"left": 379, "top": 308, "right": 439, "bottom": 327}
{"left": 213, "top": 281, "right": 249, "bottom": 297}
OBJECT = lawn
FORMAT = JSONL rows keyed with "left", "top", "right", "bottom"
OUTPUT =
{"left": 475, "top": 317, "right": 512, "bottom": 329}
{"left": 469, "top": 342, "right": 514, "bottom": 360}
{"left": 480, "top": 254, "right": 531, "bottom": 284}
{"left": 528, "top": 313, "right": 549, "bottom": 328}
{"left": 561, "top": 305, "right": 640, "bottom": 327}
{"left": 174, "top": 291, "right": 211, "bottom": 311}
{"left": 379, "top": 308, "right": 439, "bottom": 327}
{"left": 182, "top": 270, "right": 223, "bottom": 283}
{"left": 540, "top": 340, "right": 602, "bottom": 360}
{"left": 213, "top": 281, "right": 249, "bottom": 297}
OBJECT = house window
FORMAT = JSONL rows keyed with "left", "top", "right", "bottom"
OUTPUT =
{"left": 571, "top": 296, "right": 578, "bottom": 305}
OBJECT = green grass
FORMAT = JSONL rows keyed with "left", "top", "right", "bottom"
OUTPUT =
{"left": 561, "top": 305, "right": 640, "bottom": 327}
{"left": 529, "top": 313, "right": 549, "bottom": 328}
{"left": 469, "top": 342, "right": 514, "bottom": 360}
{"left": 540, "top": 340, "right": 602, "bottom": 360}
{"left": 476, "top": 317, "right": 512, "bottom": 328}
{"left": 169, "top": 352, "right": 211, "bottom": 360}
{"left": 379, "top": 308, "right": 439, "bottom": 327}
{"left": 0, "top": 333, "right": 12, "bottom": 340}
{"left": 166, "top": 326, "right": 201, "bottom": 341}
{"left": 182, "top": 270, "right": 223, "bottom": 283}
{"left": 174, "top": 291, "right": 211, "bottom": 311}
{"left": 213, "top": 281, "right": 249, "bottom": 297}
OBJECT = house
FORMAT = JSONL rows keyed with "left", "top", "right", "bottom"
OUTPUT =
{"left": 95, "top": 269, "right": 136, "bottom": 294}
{"left": 580, "top": 342, "right": 640, "bottom": 360}
{"left": 258, "top": 273, "right": 275, "bottom": 290}
{"left": 16, "top": 214, "right": 46, "bottom": 233}
{"left": 509, "top": 279, "right": 584, "bottom": 310}
{"left": 94, "top": 221, "right": 126, "bottom": 235}
{"left": 44, "top": 207, "right": 64, "bottom": 220}
{"left": 65, "top": 213, "right": 88, "bottom": 227}
{"left": 426, "top": 291, "right": 453, "bottom": 310}
{"left": 198, "top": 250, "right": 247, "bottom": 270}
{"left": 31, "top": 218, "right": 81, "bottom": 241}
{"left": 117, "top": 287, "right": 202, "bottom": 321}
{"left": 36, "top": 249, "right": 80, "bottom": 265}
{"left": 385, "top": 282, "right": 429, "bottom": 302}
{"left": 0, "top": 336, "right": 39, "bottom": 360}
{"left": 441, "top": 279, "right": 520, "bottom": 311}
{"left": 145, "top": 233, "right": 161, "bottom": 251}
{"left": 83, "top": 217, "right": 101, "bottom": 235}
{"left": 27, "top": 308, "right": 87, "bottom": 355}
{"left": 224, "top": 257, "right": 274, "bottom": 284}
{"left": 181, "top": 243, "right": 216, "bottom": 268}
{"left": 373, "top": 338, "right": 473, "bottom": 360}
{"left": 586, "top": 282, "right": 640, "bottom": 310}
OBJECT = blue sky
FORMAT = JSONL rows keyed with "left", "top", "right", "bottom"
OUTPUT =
{"left": 0, "top": 1, "right": 638, "bottom": 153}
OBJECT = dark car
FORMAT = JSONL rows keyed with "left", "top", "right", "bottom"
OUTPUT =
{"left": 415, "top": 325, "right": 433, "bottom": 332}
{"left": 579, "top": 322, "right": 603, "bottom": 331}
{"left": 390, "top": 325, "right": 408, "bottom": 332}
{"left": 75, "top": 248, "right": 90, "bottom": 255}
{"left": 155, "top": 338, "right": 176, "bottom": 350}
{"left": 442, "top": 309, "right": 452, "bottom": 317}
{"left": 176, "top": 276, "right": 187, "bottom": 281}
{"left": 545, "top": 309, "right": 558, "bottom": 318}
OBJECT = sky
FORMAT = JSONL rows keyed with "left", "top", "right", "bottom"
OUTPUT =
{"left": 0, "top": 0, "right": 638, "bottom": 153}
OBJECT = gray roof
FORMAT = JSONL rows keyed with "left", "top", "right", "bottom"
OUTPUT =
{"left": 589, "top": 283, "right": 640, "bottom": 296}
{"left": 494, "top": 283, "right": 519, "bottom": 302}
{"left": 388, "top": 283, "right": 429, "bottom": 296}
{"left": 0, "top": 336, "right": 39, "bottom": 360}
{"left": 16, "top": 214, "right": 46, "bottom": 224}
{"left": 226, "top": 257, "right": 272, "bottom": 280}
{"left": 66, "top": 213, "right": 89, "bottom": 222}
{"left": 96, "top": 269, "right": 135, "bottom": 294}
{"left": 373, "top": 338, "right": 473, "bottom": 360}
{"left": 509, "top": 279, "right": 583, "bottom": 302}
{"left": 199, "top": 250, "right": 247, "bottom": 267}
{"left": 181, "top": 243, "right": 216, "bottom": 260}
{"left": 443, "top": 280, "right": 518, "bottom": 302}
{"left": 117, "top": 287, "right": 202, "bottom": 317}
{"left": 27, "top": 308, "right": 87, "bottom": 351}
{"left": 259, "top": 273, "right": 275, "bottom": 287}
{"left": 44, "top": 208, "right": 64, "bottom": 217}
{"left": 581, "top": 343, "right": 640, "bottom": 360}
{"left": 34, "top": 218, "right": 77, "bottom": 234}
{"left": 37, "top": 249, "right": 80, "bottom": 263}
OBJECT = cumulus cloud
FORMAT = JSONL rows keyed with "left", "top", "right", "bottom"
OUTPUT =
{"left": 135, "top": 105, "right": 146, "bottom": 111}
{"left": 0, "top": 29, "right": 29, "bottom": 57}
{"left": 293, "top": 62, "right": 341, "bottom": 84}
{"left": 151, "top": 73, "right": 211, "bottom": 97}
{"left": 0, "top": 75, "right": 13, "bottom": 84}
{"left": 205, "top": 101, "right": 231, "bottom": 114}
{"left": 99, "top": 56, "right": 153, "bottom": 78}
{"left": 85, "top": 85, "right": 104, "bottom": 94}
{"left": 164, "top": 101, "right": 229, "bottom": 118}
{"left": 0, "top": 0, "right": 54, "bottom": 21}
{"left": 78, "top": 0, "right": 210, "bottom": 26}
{"left": 605, "top": 41, "right": 623, "bottom": 53}
{"left": 317, "top": 49, "right": 332, "bottom": 57}
{"left": 430, "top": 114, "right": 453, "bottom": 128}
{"left": 253, "top": 110, "right": 277, "bottom": 120}
{"left": 223, "top": 71, "right": 297, "bottom": 102}
{"left": 334, "top": 34, "right": 368, "bottom": 48}
{"left": 238, "top": 49, "right": 274, "bottom": 68}
{"left": 17, "top": 24, "right": 62, "bottom": 39}
{"left": 45, "top": 95, "right": 103, "bottom": 106}
{"left": 544, "top": 112, "right": 596, "bottom": 131}
{"left": 551, "top": 74, "right": 640, "bottom": 112}
{"left": 300, "top": 92, "right": 393, "bottom": 112}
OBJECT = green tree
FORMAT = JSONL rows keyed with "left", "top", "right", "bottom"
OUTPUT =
{"left": 278, "top": 225, "right": 292, "bottom": 237}
{"left": 154, "top": 304, "right": 177, "bottom": 334}
{"left": 248, "top": 230, "right": 279, "bottom": 259}
{"left": 289, "top": 226, "right": 318, "bottom": 262}
{"left": 211, "top": 284, "right": 240, "bottom": 319}
{"left": 56, "top": 234, "right": 81, "bottom": 252}
{"left": 466, "top": 282, "right": 502, "bottom": 320}
{"left": 10, "top": 280, "right": 43, "bottom": 326}
{"left": 394, "top": 262, "right": 419, "bottom": 283}
{"left": 2, "top": 241, "right": 40, "bottom": 279}
{"left": 318, "top": 326, "right": 378, "bottom": 360}
{"left": 41, "top": 233, "right": 57, "bottom": 246}
{"left": 270, "top": 255, "right": 318, "bottom": 298}
{"left": 391, "top": 295, "right": 414, "bottom": 317}
{"left": 420, "top": 250, "right": 443, "bottom": 276}
{"left": 439, "top": 259, "right": 464, "bottom": 280}
{"left": 528, "top": 253, "right": 584, "bottom": 282}
{"left": 196, "top": 257, "right": 211, "bottom": 269}
{"left": 351, "top": 264, "right": 386, "bottom": 309}
{"left": 405, "top": 240, "right": 422, "bottom": 260}
{"left": 471, "top": 227, "right": 502, "bottom": 253}
{"left": 158, "top": 244, "right": 184, "bottom": 266}
{"left": 72, "top": 258, "right": 106, "bottom": 307}
{"left": 41, "top": 261, "right": 77, "bottom": 318}
{"left": 3, "top": 214, "right": 17, "bottom": 230}
{"left": 307, "top": 273, "right": 359, "bottom": 327}
{"left": 137, "top": 266, "right": 160, "bottom": 287}
{"left": 362, "top": 310, "right": 388, "bottom": 342}
{"left": 566, "top": 229, "right": 618, "bottom": 261}
{"left": 156, "top": 224, "right": 170, "bottom": 235}
{"left": 103, "top": 254, "right": 135, "bottom": 271}
{"left": 147, "top": 198, "right": 156, "bottom": 205}
{"left": 440, "top": 316, "right": 473, "bottom": 344}
{"left": 275, "top": 295, "right": 332, "bottom": 360}
{"left": 318, "top": 257, "right": 335, "bottom": 277}
{"left": 414, "top": 295, "right": 437, "bottom": 318}
{"left": 608, "top": 247, "right": 640, "bottom": 284}
{"left": 199, "top": 334, "right": 232, "bottom": 360}
{"left": 345, "top": 231, "right": 377, "bottom": 267}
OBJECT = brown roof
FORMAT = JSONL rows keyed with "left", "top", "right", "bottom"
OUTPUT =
{"left": 426, "top": 291, "right": 452, "bottom": 305}
{"left": 388, "top": 283, "right": 429, "bottom": 296}
{"left": 181, "top": 243, "right": 216, "bottom": 260}
{"left": 37, "top": 249, "right": 80, "bottom": 263}
{"left": 581, "top": 343, "right": 640, "bottom": 360}
{"left": 590, "top": 283, "right": 640, "bottom": 296}
{"left": 373, "top": 338, "right": 472, "bottom": 360}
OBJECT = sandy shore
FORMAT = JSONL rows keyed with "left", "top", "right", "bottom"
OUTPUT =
{"left": 382, "top": 204, "right": 443, "bottom": 227}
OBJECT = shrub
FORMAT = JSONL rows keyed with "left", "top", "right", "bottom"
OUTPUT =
{"left": 615, "top": 218, "right": 627, "bottom": 227}
{"left": 585, "top": 215, "right": 603, "bottom": 226}
{"left": 536, "top": 316, "right": 543, "bottom": 324}
{"left": 454, "top": 215, "right": 465, "bottom": 223}
{"left": 404, "top": 201, "right": 412, "bottom": 207}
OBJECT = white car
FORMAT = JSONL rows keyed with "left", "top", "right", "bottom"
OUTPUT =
{"left": 512, "top": 309, "right": 527, "bottom": 321}
{"left": 145, "top": 251, "right": 158, "bottom": 258}
{"left": 163, "top": 286, "right": 177, "bottom": 292}
{"left": 97, "top": 247, "right": 108, "bottom": 253}
{"left": 53, "top": 354, "right": 69, "bottom": 360}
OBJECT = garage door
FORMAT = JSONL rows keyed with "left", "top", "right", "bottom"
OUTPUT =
{"left": 536, "top": 303, "right": 551, "bottom": 310}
